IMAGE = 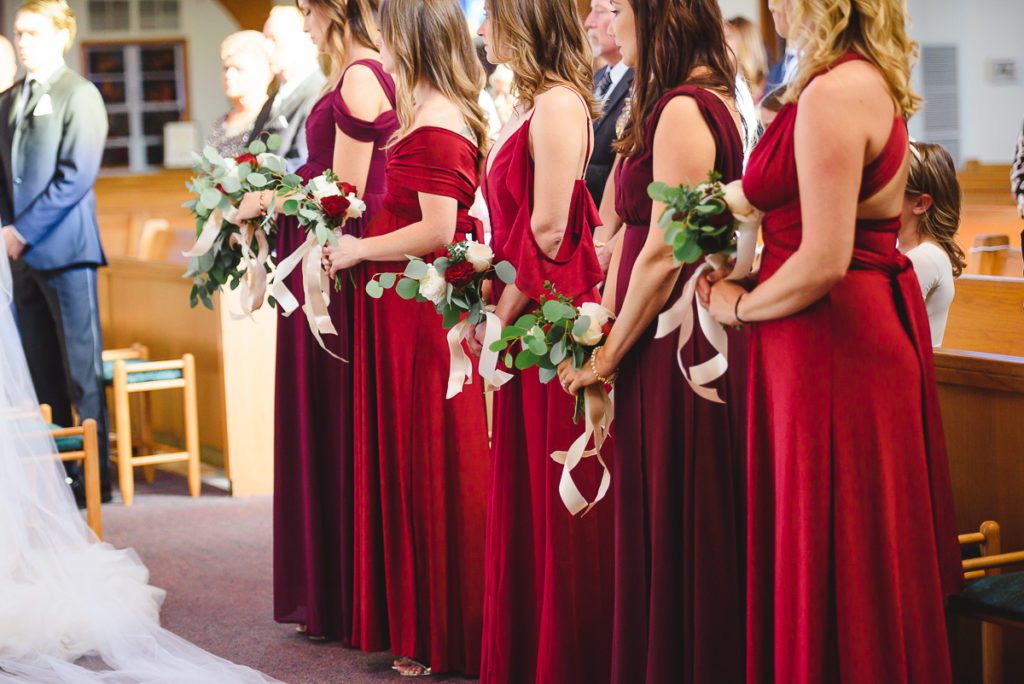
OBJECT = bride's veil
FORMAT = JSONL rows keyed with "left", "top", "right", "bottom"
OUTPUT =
{"left": 0, "top": 251, "right": 277, "bottom": 683}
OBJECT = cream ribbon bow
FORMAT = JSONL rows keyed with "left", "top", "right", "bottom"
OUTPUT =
{"left": 269, "top": 234, "right": 345, "bottom": 361}
{"left": 654, "top": 207, "right": 760, "bottom": 403}
{"left": 549, "top": 385, "right": 614, "bottom": 516}
{"left": 445, "top": 307, "right": 512, "bottom": 399}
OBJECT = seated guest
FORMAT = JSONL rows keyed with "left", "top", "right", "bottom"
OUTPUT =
{"left": 208, "top": 30, "right": 272, "bottom": 157}
{"left": 725, "top": 15, "right": 768, "bottom": 102}
{"left": 250, "top": 6, "right": 325, "bottom": 174}
{"left": 1013, "top": 118, "right": 1023, "bottom": 266}
{"left": 899, "top": 141, "right": 965, "bottom": 347}
{"left": 0, "top": 36, "right": 16, "bottom": 91}
{"left": 583, "top": 0, "right": 633, "bottom": 205}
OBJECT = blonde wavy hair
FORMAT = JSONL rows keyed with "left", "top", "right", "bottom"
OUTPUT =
{"left": 379, "top": 0, "right": 490, "bottom": 168}
{"left": 777, "top": 0, "right": 921, "bottom": 118}
{"left": 487, "top": 0, "right": 599, "bottom": 119}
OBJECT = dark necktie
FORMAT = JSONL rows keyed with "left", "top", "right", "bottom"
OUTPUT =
{"left": 16, "top": 79, "right": 39, "bottom": 127}
{"left": 594, "top": 69, "right": 614, "bottom": 100}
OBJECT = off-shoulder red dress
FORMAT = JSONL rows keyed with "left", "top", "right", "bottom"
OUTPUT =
{"left": 352, "top": 127, "right": 489, "bottom": 675}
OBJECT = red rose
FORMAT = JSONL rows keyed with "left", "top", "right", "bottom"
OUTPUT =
{"left": 337, "top": 182, "right": 357, "bottom": 196}
{"left": 444, "top": 260, "right": 476, "bottom": 288}
{"left": 321, "top": 194, "right": 352, "bottom": 219}
{"left": 601, "top": 321, "right": 613, "bottom": 338}
{"left": 235, "top": 152, "right": 258, "bottom": 166}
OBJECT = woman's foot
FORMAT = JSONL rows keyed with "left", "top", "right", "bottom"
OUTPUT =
{"left": 392, "top": 657, "right": 431, "bottom": 677}
{"left": 295, "top": 624, "right": 307, "bottom": 634}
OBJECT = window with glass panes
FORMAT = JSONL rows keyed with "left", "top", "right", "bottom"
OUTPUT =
{"left": 84, "top": 42, "right": 187, "bottom": 171}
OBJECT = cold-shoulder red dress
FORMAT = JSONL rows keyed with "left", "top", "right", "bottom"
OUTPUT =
{"left": 351, "top": 127, "right": 489, "bottom": 675}
{"left": 741, "top": 53, "right": 961, "bottom": 683}
{"left": 479, "top": 103, "right": 614, "bottom": 683}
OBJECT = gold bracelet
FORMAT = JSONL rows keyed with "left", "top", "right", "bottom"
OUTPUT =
{"left": 590, "top": 347, "right": 618, "bottom": 386}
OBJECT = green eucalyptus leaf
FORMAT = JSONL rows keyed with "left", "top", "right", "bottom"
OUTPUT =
{"left": 515, "top": 350, "right": 540, "bottom": 370}
{"left": 248, "top": 139, "right": 267, "bottom": 155}
{"left": 282, "top": 199, "right": 299, "bottom": 216}
{"left": 378, "top": 272, "right": 397, "bottom": 289}
{"left": 203, "top": 146, "right": 222, "bottom": 164}
{"left": 247, "top": 173, "right": 269, "bottom": 188}
{"left": 549, "top": 340, "right": 567, "bottom": 365}
{"left": 442, "top": 305, "right": 461, "bottom": 329}
{"left": 266, "top": 134, "right": 283, "bottom": 151}
{"left": 396, "top": 277, "right": 421, "bottom": 299}
{"left": 404, "top": 259, "right": 429, "bottom": 280}
{"left": 514, "top": 314, "right": 536, "bottom": 329}
{"left": 675, "top": 238, "right": 702, "bottom": 264}
{"left": 199, "top": 187, "right": 222, "bottom": 209}
{"left": 538, "top": 367, "right": 558, "bottom": 384}
{"left": 501, "top": 325, "right": 526, "bottom": 341}
{"left": 494, "top": 260, "right": 517, "bottom": 285}
{"left": 366, "top": 280, "right": 384, "bottom": 298}
{"left": 526, "top": 334, "right": 548, "bottom": 356}
{"left": 572, "top": 315, "right": 591, "bottom": 339}
{"left": 542, "top": 299, "right": 567, "bottom": 322}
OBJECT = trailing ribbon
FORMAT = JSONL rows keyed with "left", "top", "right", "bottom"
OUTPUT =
{"left": 182, "top": 206, "right": 239, "bottom": 259}
{"left": 654, "top": 217, "right": 759, "bottom": 403}
{"left": 447, "top": 309, "right": 512, "bottom": 399}
{"left": 550, "top": 385, "right": 614, "bottom": 516}
{"left": 270, "top": 235, "right": 346, "bottom": 362}
{"left": 228, "top": 224, "right": 270, "bottom": 317}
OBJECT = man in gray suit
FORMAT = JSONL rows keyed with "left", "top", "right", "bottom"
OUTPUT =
{"left": 0, "top": 0, "right": 110, "bottom": 503}
{"left": 251, "top": 6, "right": 325, "bottom": 174}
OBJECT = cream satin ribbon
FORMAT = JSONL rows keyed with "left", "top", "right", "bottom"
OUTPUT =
{"left": 447, "top": 309, "right": 512, "bottom": 399}
{"left": 270, "top": 234, "right": 346, "bottom": 362}
{"left": 228, "top": 225, "right": 270, "bottom": 317}
{"left": 654, "top": 217, "right": 759, "bottom": 403}
{"left": 182, "top": 206, "right": 240, "bottom": 259}
{"left": 550, "top": 385, "right": 613, "bottom": 516}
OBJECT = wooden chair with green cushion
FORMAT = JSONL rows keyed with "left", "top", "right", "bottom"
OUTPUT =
{"left": 40, "top": 404, "right": 102, "bottom": 539}
{"left": 954, "top": 521, "right": 1024, "bottom": 684}
{"left": 101, "top": 345, "right": 200, "bottom": 507}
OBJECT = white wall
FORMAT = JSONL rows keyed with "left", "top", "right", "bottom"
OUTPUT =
{"left": 718, "top": 0, "right": 760, "bottom": 22}
{"left": 907, "top": 0, "right": 1024, "bottom": 164}
{"left": 3, "top": 0, "right": 241, "bottom": 150}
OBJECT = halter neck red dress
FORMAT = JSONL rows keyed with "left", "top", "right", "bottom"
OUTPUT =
{"left": 611, "top": 85, "right": 747, "bottom": 683}
{"left": 351, "top": 127, "right": 489, "bottom": 675}
{"left": 273, "top": 58, "right": 397, "bottom": 643}
{"left": 479, "top": 99, "right": 614, "bottom": 684}
{"left": 741, "top": 53, "right": 960, "bottom": 683}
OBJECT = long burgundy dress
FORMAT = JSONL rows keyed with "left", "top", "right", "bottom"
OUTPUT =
{"left": 351, "top": 127, "right": 489, "bottom": 675}
{"left": 273, "top": 59, "right": 397, "bottom": 643}
{"left": 480, "top": 102, "right": 614, "bottom": 684}
{"left": 611, "top": 86, "right": 747, "bottom": 683}
{"left": 742, "top": 52, "right": 961, "bottom": 683}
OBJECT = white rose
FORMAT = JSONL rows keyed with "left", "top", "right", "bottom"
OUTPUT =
{"left": 418, "top": 265, "right": 447, "bottom": 306}
{"left": 465, "top": 241, "right": 494, "bottom": 272}
{"left": 345, "top": 194, "right": 366, "bottom": 220}
{"left": 223, "top": 158, "right": 238, "bottom": 172}
{"left": 309, "top": 175, "right": 342, "bottom": 201}
{"left": 571, "top": 302, "right": 614, "bottom": 346}
{"left": 721, "top": 180, "right": 758, "bottom": 221}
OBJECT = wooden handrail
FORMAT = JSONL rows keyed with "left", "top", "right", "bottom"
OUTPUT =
{"left": 963, "top": 551, "right": 1024, "bottom": 573}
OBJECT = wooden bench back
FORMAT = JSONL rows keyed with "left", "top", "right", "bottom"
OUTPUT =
{"left": 942, "top": 275, "right": 1024, "bottom": 357}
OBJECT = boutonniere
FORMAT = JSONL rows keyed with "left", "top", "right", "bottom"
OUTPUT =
{"left": 33, "top": 93, "right": 53, "bottom": 117}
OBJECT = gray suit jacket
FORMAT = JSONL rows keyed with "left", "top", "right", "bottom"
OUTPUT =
{"left": 251, "top": 70, "right": 327, "bottom": 174}
{"left": 0, "top": 66, "right": 108, "bottom": 271}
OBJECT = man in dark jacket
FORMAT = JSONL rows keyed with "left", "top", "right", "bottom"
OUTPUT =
{"left": 584, "top": 0, "right": 634, "bottom": 208}
{"left": 0, "top": 0, "right": 110, "bottom": 502}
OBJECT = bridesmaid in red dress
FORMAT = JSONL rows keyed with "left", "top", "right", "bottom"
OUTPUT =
{"left": 244, "top": 0, "right": 397, "bottom": 644}
{"left": 324, "top": 0, "right": 490, "bottom": 675}
{"left": 561, "top": 0, "right": 746, "bottom": 681}
{"left": 470, "top": 1, "right": 613, "bottom": 681}
{"left": 706, "top": 1, "right": 961, "bottom": 681}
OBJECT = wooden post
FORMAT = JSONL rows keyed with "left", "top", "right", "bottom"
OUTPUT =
{"left": 82, "top": 419, "right": 103, "bottom": 540}
{"left": 183, "top": 354, "right": 201, "bottom": 498}
{"left": 113, "top": 360, "right": 135, "bottom": 506}
{"left": 980, "top": 521, "right": 1004, "bottom": 684}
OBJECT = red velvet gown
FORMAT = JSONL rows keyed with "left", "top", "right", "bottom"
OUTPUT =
{"left": 352, "top": 127, "right": 489, "bottom": 675}
{"left": 480, "top": 106, "right": 614, "bottom": 683}
{"left": 611, "top": 86, "right": 747, "bottom": 683}
{"left": 741, "top": 53, "right": 961, "bottom": 683}
{"left": 273, "top": 59, "right": 397, "bottom": 643}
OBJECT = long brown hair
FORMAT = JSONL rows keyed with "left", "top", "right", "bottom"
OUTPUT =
{"left": 301, "top": 0, "right": 380, "bottom": 85}
{"left": 487, "top": 0, "right": 599, "bottom": 118}
{"left": 615, "top": 0, "right": 736, "bottom": 157}
{"left": 781, "top": 0, "right": 921, "bottom": 118}
{"left": 907, "top": 141, "right": 965, "bottom": 277}
{"left": 379, "top": 0, "right": 490, "bottom": 167}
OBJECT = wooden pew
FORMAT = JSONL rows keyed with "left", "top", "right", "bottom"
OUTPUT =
{"left": 938, "top": 275, "right": 1024, "bottom": 681}
{"left": 957, "top": 162, "right": 1021, "bottom": 263}
{"left": 95, "top": 170, "right": 195, "bottom": 259}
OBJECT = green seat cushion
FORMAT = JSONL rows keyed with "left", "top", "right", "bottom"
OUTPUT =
{"left": 48, "top": 423, "right": 84, "bottom": 453}
{"left": 953, "top": 571, "right": 1024, "bottom": 622}
{"left": 103, "top": 359, "right": 183, "bottom": 385}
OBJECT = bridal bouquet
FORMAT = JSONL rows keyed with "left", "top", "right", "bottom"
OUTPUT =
{"left": 279, "top": 170, "right": 366, "bottom": 291}
{"left": 183, "top": 135, "right": 295, "bottom": 311}
{"left": 647, "top": 171, "right": 763, "bottom": 404}
{"left": 488, "top": 283, "right": 615, "bottom": 422}
{"left": 269, "top": 170, "right": 365, "bottom": 360}
{"left": 364, "top": 239, "right": 517, "bottom": 398}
